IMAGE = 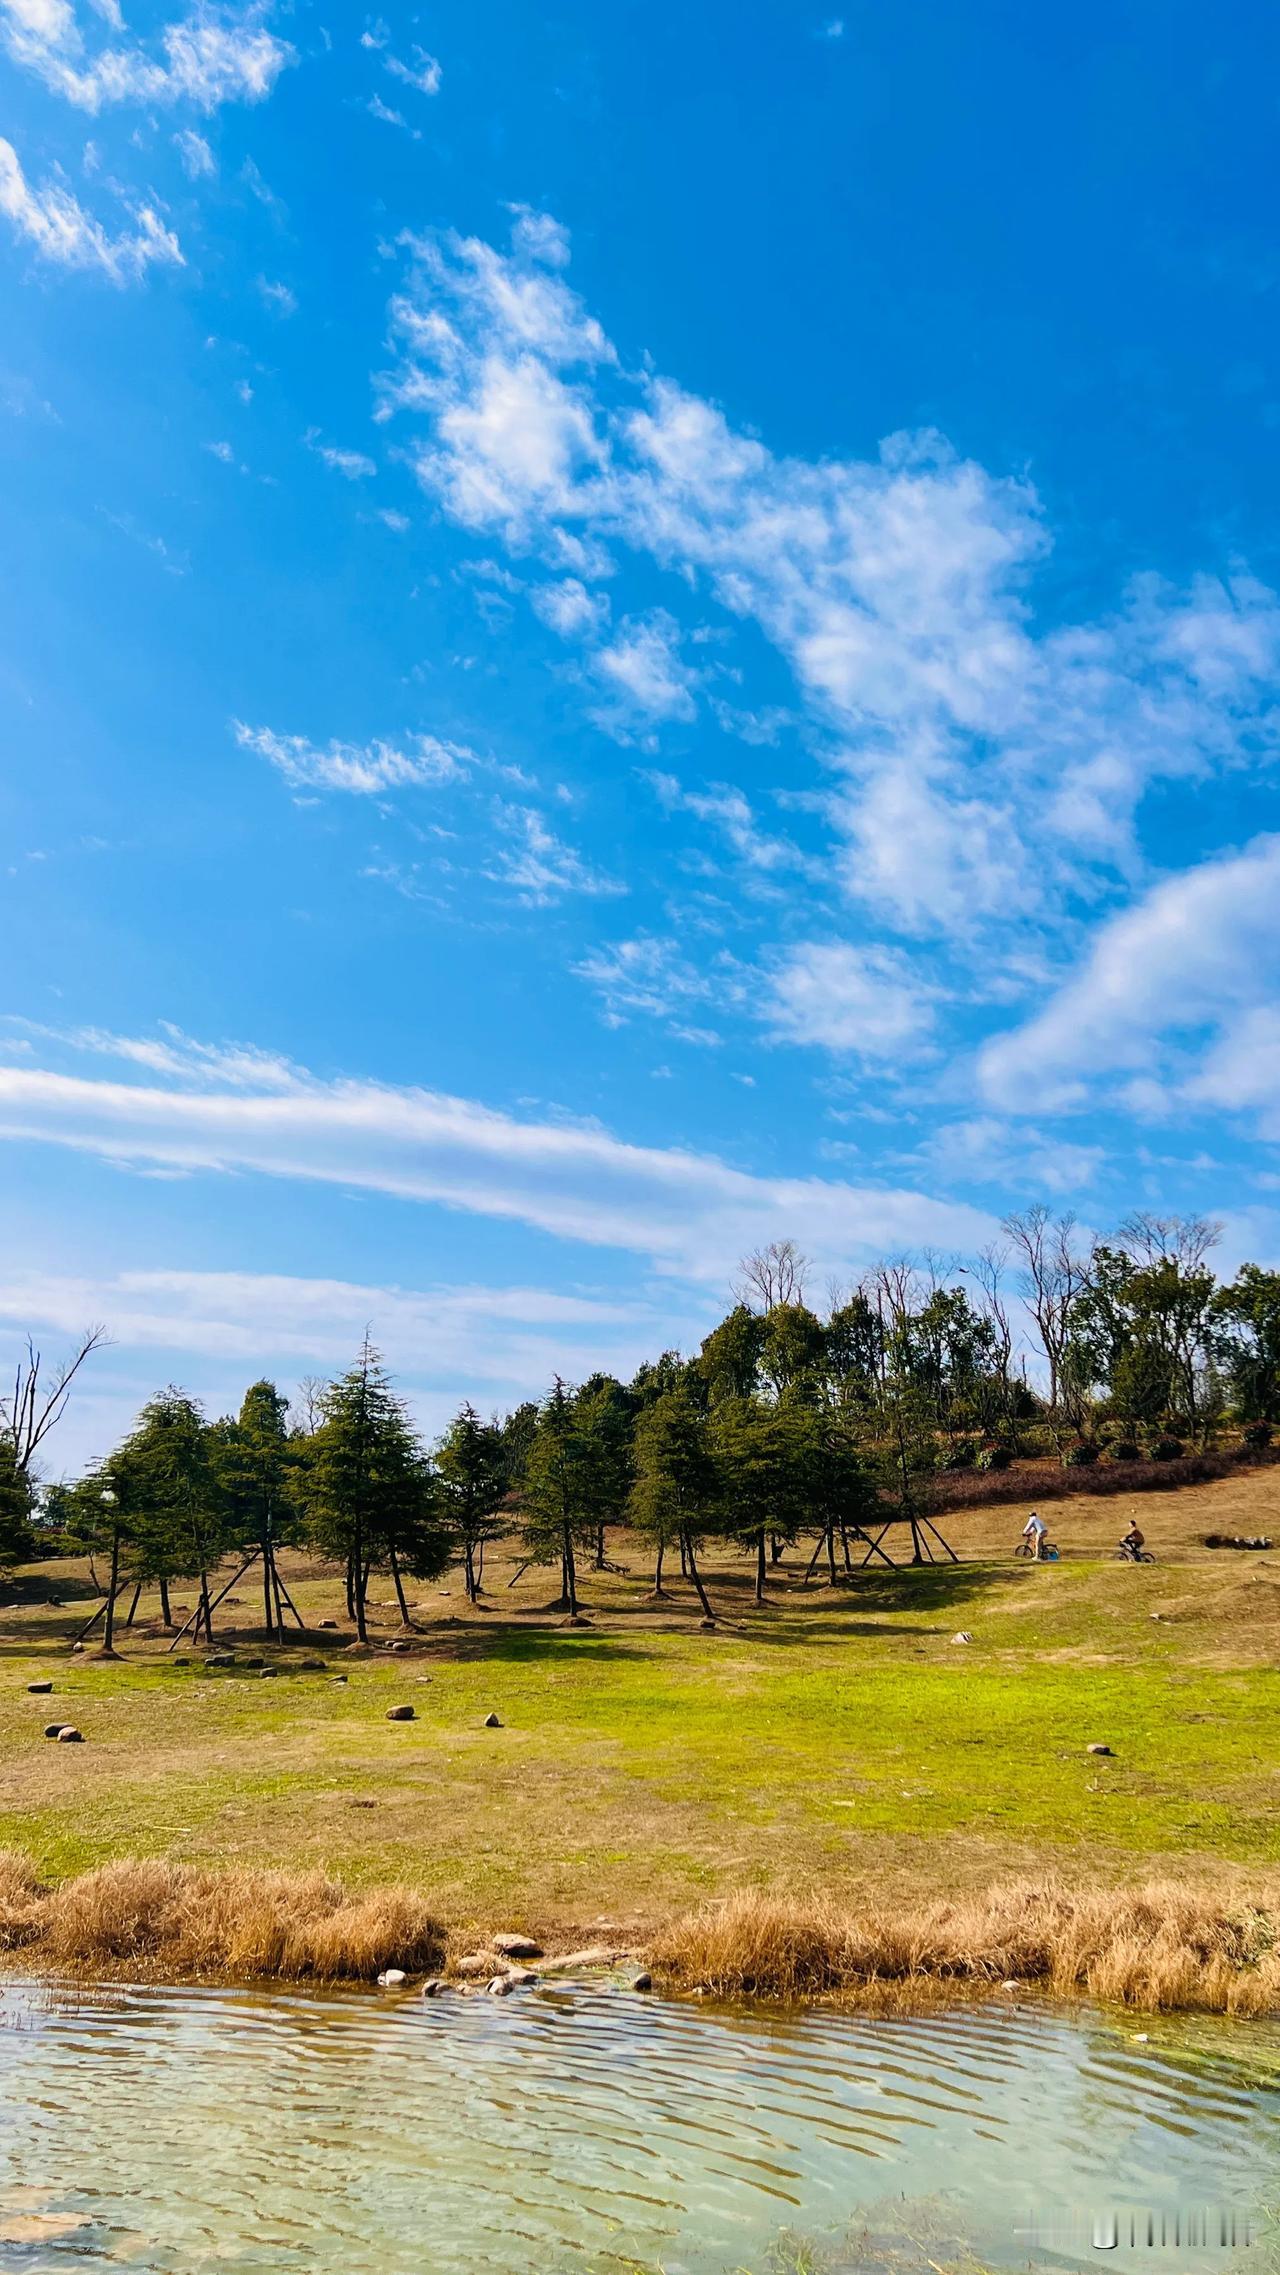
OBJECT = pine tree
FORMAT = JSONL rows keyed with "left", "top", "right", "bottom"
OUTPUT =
{"left": 628, "top": 1386, "right": 721, "bottom": 1617}
{"left": 302, "top": 1341, "right": 440, "bottom": 1639}
{"left": 0, "top": 1439, "right": 34, "bottom": 1567}
{"left": 435, "top": 1402, "right": 508, "bottom": 1601}
{"left": 520, "top": 1379, "right": 595, "bottom": 1615}
{"left": 104, "top": 1389, "right": 227, "bottom": 1645}
{"left": 712, "top": 1394, "right": 809, "bottom": 1602}
{"left": 573, "top": 1375, "right": 635, "bottom": 1568}
{"left": 214, "top": 1380, "right": 300, "bottom": 1638}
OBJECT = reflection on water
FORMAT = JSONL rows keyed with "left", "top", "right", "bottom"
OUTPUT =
{"left": 0, "top": 1973, "right": 1276, "bottom": 2274}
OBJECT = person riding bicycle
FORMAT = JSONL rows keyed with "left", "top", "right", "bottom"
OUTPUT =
{"left": 1021, "top": 1510, "right": 1048, "bottom": 1561}
{"left": 1119, "top": 1519, "right": 1146, "bottom": 1560}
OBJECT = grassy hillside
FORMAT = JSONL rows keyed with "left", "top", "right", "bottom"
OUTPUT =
{"left": 1, "top": 1469, "right": 1277, "bottom": 1937}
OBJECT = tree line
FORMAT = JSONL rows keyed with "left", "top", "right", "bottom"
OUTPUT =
{"left": 2, "top": 1215, "right": 1278, "bottom": 1621}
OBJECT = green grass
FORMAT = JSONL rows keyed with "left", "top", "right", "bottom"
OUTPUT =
{"left": 2, "top": 1531, "right": 1278, "bottom": 1926}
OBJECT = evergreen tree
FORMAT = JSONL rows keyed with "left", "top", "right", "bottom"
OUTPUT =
{"left": 0, "top": 1439, "right": 34, "bottom": 1567}
{"left": 302, "top": 1341, "right": 439, "bottom": 1640}
{"left": 573, "top": 1375, "right": 635, "bottom": 1567}
{"left": 435, "top": 1401, "right": 509, "bottom": 1600}
{"left": 214, "top": 1380, "right": 300, "bottom": 1638}
{"left": 628, "top": 1386, "right": 721, "bottom": 1618}
{"left": 104, "top": 1389, "right": 227, "bottom": 1645}
{"left": 520, "top": 1379, "right": 596, "bottom": 1615}
{"left": 712, "top": 1394, "right": 808, "bottom": 1601}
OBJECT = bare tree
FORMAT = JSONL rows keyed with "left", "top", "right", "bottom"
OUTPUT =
{"left": 736, "top": 1239, "right": 810, "bottom": 1313}
{"left": 1118, "top": 1212, "right": 1222, "bottom": 1274}
{"left": 971, "top": 1244, "right": 1016, "bottom": 1420}
{"left": 292, "top": 1376, "right": 328, "bottom": 1435}
{"left": 2, "top": 1327, "right": 108, "bottom": 1476}
{"left": 1002, "top": 1207, "right": 1091, "bottom": 1415}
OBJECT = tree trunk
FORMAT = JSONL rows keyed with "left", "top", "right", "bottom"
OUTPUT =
{"left": 464, "top": 1541, "right": 477, "bottom": 1603}
{"left": 345, "top": 1554, "right": 357, "bottom": 1622}
{"left": 389, "top": 1546, "right": 412, "bottom": 1628}
{"left": 262, "top": 1539, "right": 276, "bottom": 1637}
{"left": 563, "top": 1528, "right": 578, "bottom": 1616}
{"left": 652, "top": 1540, "right": 665, "bottom": 1595}
{"left": 840, "top": 1524, "right": 853, "bottom": 1576}
{"left": 826, "top": 1524, "right": 838, "bottom": 1583}
{"left": 354, "top": 1557, "right": 369, "bottom": 1645}
{"left": 769, "top": 1532, "right": 784, "bottom": 1565}
{"left": 684, "top": 1529, "right": 714, "bottom": 1621}
{"left": 755, "top": 1528, "right": 767, "bottom": 1604}
{"left": 159, "top": 1575, "right": 172, "bottom": 1628}
{"left": 100, "top": 1524, "right": 121, "bottom": 1656}
{"left": 679, "top": 1534, "right": 689, "bottom": 1577}
{"left": 198, "top": 1566, "right": 214, "bottom": 1646}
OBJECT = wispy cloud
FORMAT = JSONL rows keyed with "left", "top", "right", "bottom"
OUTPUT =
{"left": 762, "top": 941, "right": 938, "bottom": 1060}
{"left": 234, "top": 719, "right": 470, "bottom": 795}
{"left": 0, "top": 135, "right": 182, "bottom": 279}
{"left": 172, "top": 125, "right": 215, "bottom": 177}
{"left": 0, "top": 0, "right": 294, "bottom": 113}
{"left": 0, "top": 1024, "right": 997, "bottom": 1285}
{"left": 485, "top": 805, "right": 625, "bottom": 905}
{"left": 304, "top": 428, "right": 377, "bottom": 479}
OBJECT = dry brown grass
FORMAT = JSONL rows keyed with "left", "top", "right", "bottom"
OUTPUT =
{"left": 651, "top": 1878, "right": 1280, "bottom": 2015}
{"left": 0, "top": 1851, "right": 444, "bottom": 1981}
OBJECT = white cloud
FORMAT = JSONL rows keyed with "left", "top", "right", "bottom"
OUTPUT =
{"left": 0, "top": 135, "right": 183, "bottom": 280}
{"left": 384, "top": 42, "right": 440, "bottom": 95}
{"left": 529, "top": 576, "right": 609, "bottom": 639}
{"left": 980, "top": 834, "right": 1280, "bottom": 1114}
{"left": 234, "top": 719, "right": 469, "bottom": 795}
{"left": 573, "top": 936, "right": 723, "bottom": 1029}
{"left": 762, "top": 941, "right": 938, "bottom": 1059}
{"left": 379, "top": 215, "right": 1280, "bottom": 953}
{"left": 485, "top": 805, "right": 624, "bottom": 905}
{"left": 593, "top": 611, "right": 698, "bottom": 725}
{"left": 305, "top": 428, "right": 377, "bottom": 479}
{"left": 257, "top": 274, "right": 295, "bottom": 315}
{"left": 648, "top": 771, "right": 806, "bottom": 873}
{"left": 172, "top": 125, "right": 215, "bottom": 177}
{"left": 1, "top": 0, "right": 294, "bottom": 113}
{"left": 0, "top": 1025, "right": 998, "bottom": 1287}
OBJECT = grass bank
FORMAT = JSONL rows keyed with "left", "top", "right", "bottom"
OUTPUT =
{"left": 1, "top": 1470, "right": 1276, "bottom": 1981}
{"left": 3, "top": 1852, "right": 1278, "bottom": 2015}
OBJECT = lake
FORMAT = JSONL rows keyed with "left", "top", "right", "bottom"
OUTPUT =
{"left": 1, "top": 1973, "right": 1276, "bottom": 2272}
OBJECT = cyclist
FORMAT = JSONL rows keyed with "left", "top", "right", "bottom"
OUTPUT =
{"left": 1119, "top": 1519, "right": 1146, "bottom": 1562}
{"left": 1021, "top": 1510, "right": 1048, "bottom": 1561}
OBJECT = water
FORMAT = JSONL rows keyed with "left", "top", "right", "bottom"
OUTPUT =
{"left": 0, "top": 1973, "right": 1276, "bottom": 2274}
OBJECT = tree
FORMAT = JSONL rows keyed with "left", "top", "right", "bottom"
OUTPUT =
{"left": 712, "top": 1395, "right": 809, "bottom": 1602}
{"left": 1, "top": 1327, "right": 107, "bottom": 1479}
{"left": 215, "top": 1380, "right": 301, "bottom": 1638}
{"left": 1003, "top": 1208, "right": 1091, "bottom": 1422}
{"left": 573, "top": 1376, "right": 635, "bottom": 1567}
{"left": 303, "top": 1341, "right": 435, "bottom": 1641}
{"left": 736, "top": 1239, "right": 809, "bottom": 1312}
{"left": 1213, "top": 1266, "right": 1280, "bottom": 1422}
{"left": 696, "top": 1307, "right": 766, "bottom": 1405}
{"left": 628, "top": 1386, "right": 721, "bottom": 1617}
{"left": 520, "top": 1379, "right": 595, "bottom": 1615}
{"left": 0, "top": 1439, "right": 35, "bottom": 1566}
{"left": 758, "top": 1304, "right": 826, "bottom": 1399}
{"left": 435, "top": 1401, "right": 509, "bottom": 1600}
{"left": 97, "top": 1389, "right": 227, "bottom": 1648}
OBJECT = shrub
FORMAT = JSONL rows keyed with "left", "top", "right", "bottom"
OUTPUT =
{"left": 976, "top": 1444, "right": 1011, "bottom": 1472}
{"left": 1150, "top": 1437, "right": 1185, "bottom": 1462}
{"left": 944, "top": 1437, "right": 978, "bottom": 1471}
{"left": 1061, "top": 1441, "right": 1099, "bottom": 1468}
{"left": 1241, "top": 1421, "right": 1273, "bottom": 1453}
{"left": 1107, "top": 1441, "right": 1141, "bottom": 1464}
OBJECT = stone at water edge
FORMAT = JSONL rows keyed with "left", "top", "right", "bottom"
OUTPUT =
{"left": 492, "top": 1933, "right": 541, "bottom": 1958}
{"left": 27, "top": 1680, "right": 53, "bottom": 1694}
{"left": 1000, "top": 1978, "right": 1021, "bottom": 1992}
{"left": 56, "top": 1726, "right": 83, "bottom": 1743}
{"left": 482, "top": 1712, "right": 502, "bottom": 1728}
{"left": 385, "top": 1704, "right": 415, "bottom": 1721}
{"left": 632, "top": 1972, "right": 653, "bottom": 1992}
{"left": 377, "top": 1969, "right": 407, "bottom": 1987}
{"left": 487, "top": 1976, "right": 513, "bottom": 1997}
{"left": 421, "top": 1978, "right": 445, "bottom": 1998}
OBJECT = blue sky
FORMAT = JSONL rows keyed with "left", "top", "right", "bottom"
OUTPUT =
{"left": 3, "top": 0, "right": 1279, "bottom": 1468}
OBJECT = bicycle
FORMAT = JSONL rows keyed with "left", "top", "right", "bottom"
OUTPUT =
{"left": 1015, "top": 1538, "right": 1060, "bottom": 1560}
{"left": 1113, "top": 1542, "right": 1156, "bottom": 1564}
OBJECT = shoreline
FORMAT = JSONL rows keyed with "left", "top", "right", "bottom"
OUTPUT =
{"left": 3, "top": 1854, "right": 1278, "bottom": 2018}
